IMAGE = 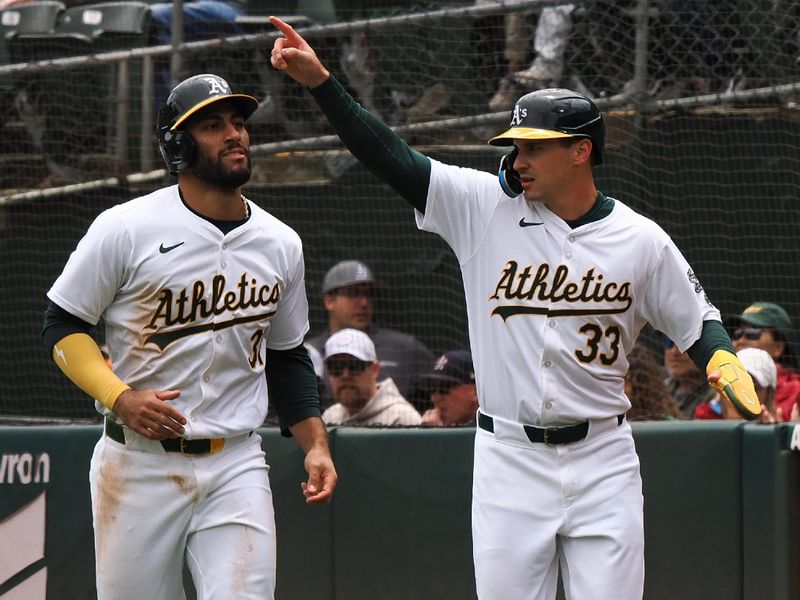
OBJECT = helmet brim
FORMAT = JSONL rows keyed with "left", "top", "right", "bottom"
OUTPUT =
{"left": 488, "top": 127, "right": 575, "bottom": 146}
{"left": 171, "top": 93, "right": 260, "bottom": 131}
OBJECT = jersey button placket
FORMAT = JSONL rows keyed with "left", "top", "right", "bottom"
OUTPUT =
{"left": 565, "top": 233, "right": 575, "bottom": 261}
{"left": 540, "top": 320, "right": 558, "bottom": 420}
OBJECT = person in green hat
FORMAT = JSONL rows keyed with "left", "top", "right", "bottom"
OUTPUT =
{"left": 729, "top": 302, "right": 800, "bottom": 420}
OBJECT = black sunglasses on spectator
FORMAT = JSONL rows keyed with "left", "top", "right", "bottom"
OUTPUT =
{"left": 326, "top": 358, "right": 370, "bottom": 377}
{"left": 732, "top": 327, "right": 764, "bottom": 341}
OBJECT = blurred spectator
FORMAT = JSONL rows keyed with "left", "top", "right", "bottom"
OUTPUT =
{"left": 624, "top": 344, "right": 684, "bottom": 421}
{"left": 488, "top": 4, "right": 575, "bottom": 112}
{"left": 149, "top": 0, "right": 247, "bottom": 108}
{"left": 487, "top": 0, "right": 743, "bottom": 111}
{"left": 419, "top": 350, "right": 478, "bottom": 427}
{"left": 336, "top": 5, "right": 451, "bottom": 125}
{"left": 644, "top": 0, "right": 744, "bottom": 99}
{"left": 727, "top": 302, "right": 800, "bottom": 421}
{"left": 694, "top": 347, "right": 777, "bottom": 421}
{"left": 663, "top": 335, "right": 716, "bottom": 418}
{"left": 321, "top": 328, "right": 421, "bottom": 426}
{"left": 306, "top": 260, "right": 434, "bottom": 408}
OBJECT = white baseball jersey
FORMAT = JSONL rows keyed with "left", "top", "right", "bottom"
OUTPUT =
{"left": 48, "top": 185, "right": 310, "bottom": 438}
{"left": 416, "top": 159, "right": 719, "bottom": 425}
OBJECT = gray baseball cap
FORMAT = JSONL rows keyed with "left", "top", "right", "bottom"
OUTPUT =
{"left": 322, "top": 260, "right": 375, "bottom": 294}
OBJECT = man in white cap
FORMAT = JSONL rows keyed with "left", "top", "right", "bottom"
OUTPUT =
{"left": 307, "top": 260, "right": 434, "bottom": 409}
{"left": 322, "top": 328, "right": 422, "bottom": 426}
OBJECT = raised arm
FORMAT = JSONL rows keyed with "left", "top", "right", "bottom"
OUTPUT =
{"left": 269, "top": 16, "right": 431, "bottom": 212}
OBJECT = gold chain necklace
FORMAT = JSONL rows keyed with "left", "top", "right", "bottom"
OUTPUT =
{"left": 241, "top": 194, "right": 250, "bottom": 219}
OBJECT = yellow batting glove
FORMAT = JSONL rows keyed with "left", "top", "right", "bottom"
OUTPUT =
{"left": 706, "top": 349, "right": 761, "bottom": 420}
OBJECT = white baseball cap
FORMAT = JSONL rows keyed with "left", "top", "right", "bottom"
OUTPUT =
{"left": 324, "top": 328, "right": 376, "bottom": 362}
{"left": 737, "top": 347, "right": 777, "bottom": 389}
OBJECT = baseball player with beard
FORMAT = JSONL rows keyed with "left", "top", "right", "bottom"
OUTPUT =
{"left": 269, "top": 18, "right": 761, "bottom": 600}
{"left": 42, "top": 73, "right": 337, "bottom": 599}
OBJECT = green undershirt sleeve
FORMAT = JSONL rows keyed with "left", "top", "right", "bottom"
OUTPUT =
{"left": 687, "top": 320, "right": 735, "bottom": 373}
{"left": 265, "top": 344, "right": 322, "bottom": 437}
{"left": 308, "top": 75, "right": 431, "bottom": 212}
{"left": 42, "top": 300, "right": 93, "bottom": 353}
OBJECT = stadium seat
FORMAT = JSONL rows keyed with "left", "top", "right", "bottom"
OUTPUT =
{"left": 0, "top": 0, "right": 66, "bottom": 176}
{"left": 4, "top": 1, "right": 153, "bottom": 182}
{"left": 1, "top": 0, "right": 65, "bottom": 63}
{"left": 1, "top": 0, "right": 64, "bottom": 35}
{"left": 25, "top": 1, "right": 151, "bottom": 54}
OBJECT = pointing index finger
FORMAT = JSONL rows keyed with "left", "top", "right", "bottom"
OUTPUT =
{"left": 269, "top": 15, "right": 300, "bottom": 42}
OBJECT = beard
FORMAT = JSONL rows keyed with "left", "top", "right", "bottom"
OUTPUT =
{"left": 335, "top": 385, "right": 370, "bottom": 413}
{"left": 190, "top": 147, "right": 252, "bottom": 188}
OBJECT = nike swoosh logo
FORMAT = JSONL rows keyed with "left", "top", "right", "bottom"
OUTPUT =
{"left": 519, "top": 218, "right": 543, "bottom": 228}
{"left": 159, "top": 242, "right": 185, "bottom": 254}
{"left": 54, "top": 344, "right": 67, "bottom": 366}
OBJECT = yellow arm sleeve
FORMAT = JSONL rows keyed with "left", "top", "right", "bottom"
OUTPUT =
{"left": 706, "top": 349, "right": 761, "bottom": 420}
{"left": 51, "top": 333, "right": 130, "bottom": 410}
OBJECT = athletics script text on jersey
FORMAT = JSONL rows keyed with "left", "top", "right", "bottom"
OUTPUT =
{"left": 144, "top": 272, "right": 281, "bottom": 350}
{"left": 489, "top": 260, "right": 632, "bottom": 320}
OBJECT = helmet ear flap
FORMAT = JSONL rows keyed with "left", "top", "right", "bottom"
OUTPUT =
{"left": 498, "top": 148, "right": 522, "bottom": 197}
{"left": 157, "top": 128, "right": 197, "bottom": 176}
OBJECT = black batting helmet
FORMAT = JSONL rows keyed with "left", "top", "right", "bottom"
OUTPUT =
{"left": 156, "top": 74, "right": 259, "bottom": 176}
{"left": 488, "top": 88, "right": 605, "bottom": 165}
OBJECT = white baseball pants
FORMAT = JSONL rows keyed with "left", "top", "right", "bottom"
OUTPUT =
{"left": 89, "top": 431, "right": 276, "bottom": 600}
{"left": 472, "top": 416, "right": 644, "bottom": 600}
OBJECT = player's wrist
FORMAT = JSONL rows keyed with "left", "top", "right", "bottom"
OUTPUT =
{"left": 106, "top": 385, "right": 133, "bottom": 412}
{"left": 307, "top": 68, "right": 330, "bottom": 90}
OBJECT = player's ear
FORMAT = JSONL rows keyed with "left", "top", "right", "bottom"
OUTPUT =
{"left": 574, "top": 139, "right": 593, "bottom": 165}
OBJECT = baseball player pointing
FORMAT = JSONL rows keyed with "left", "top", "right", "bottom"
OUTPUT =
{"left": 43, "top": 73, "right": 337, "bottom": 599}
{"left": 269, "top": 17, "right": 759, "bottom": 600}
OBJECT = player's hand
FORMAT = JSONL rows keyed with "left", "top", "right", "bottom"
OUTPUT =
{"left": 112, "top": 388, "right": 186, "bottom": 440}
{"left": 706, "top": 350, "right": 761, "bottom": 421}
{"left": 268, "top": 16, "right": 330, "bottom": 88}
{"left": 301, "top": 446, "right": 338, "bottom": 504}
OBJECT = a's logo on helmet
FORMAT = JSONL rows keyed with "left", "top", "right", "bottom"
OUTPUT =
{"left": 434, "top": 355, "right": 448, "bottom": 371}
{"left": 205, "top": 76, "right": 230, "bottom": 96}
{"left": 510, "top": 105, "right": 527, "bottom": 127}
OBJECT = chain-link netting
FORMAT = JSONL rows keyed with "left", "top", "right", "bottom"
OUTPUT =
{"left": 1, "top": 0, "right": 799, "bottom": 420}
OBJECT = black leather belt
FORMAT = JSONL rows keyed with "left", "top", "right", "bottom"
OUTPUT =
{"left": 477, "top": 412, "right": 624, "bottom": 445}
{"left": 105, "top": 417, "right": 230, "bottom": 455}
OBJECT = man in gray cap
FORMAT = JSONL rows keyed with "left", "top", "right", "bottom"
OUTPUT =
{"left": 306, "top": 260, "right": 434, "bottom": 409}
